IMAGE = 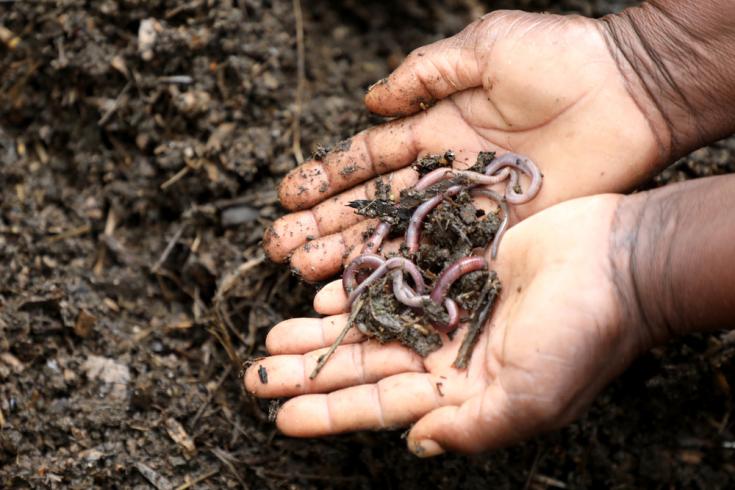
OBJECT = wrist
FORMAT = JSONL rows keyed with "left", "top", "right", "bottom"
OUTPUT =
{"left": 599, "top": 1, "right": 735, "bottom": 160}
{"left": 608, "top": 191, "right": 675, "bottom": 352}
{"left": 609, "top": 175, "right": 735, "bottom": 349}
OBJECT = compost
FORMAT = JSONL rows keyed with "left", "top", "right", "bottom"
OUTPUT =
{"left": 1, "top": 0, "right": 734, "bottom": 488}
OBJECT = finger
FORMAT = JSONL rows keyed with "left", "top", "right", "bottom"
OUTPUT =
{"left": 292, "top": 220, "right": 402, "bottom": 282}
{"left": 265, "top": 314, "right": 364, "bottom": 355}
{"left": 407, "top": 382, "right": 523, "bottom": 456}
{"left": 245, "top": 341, "right": 424, "bottom": 398}
{"left": 289, "top": 220, "right": 377, "bottom": 282}
{"left": 276, "top": 372, "right": 470, "bottom": 437}
{"left": 314, "top": 280, "right": 349, "bottom": 316}
{"left": 265, "top": 167, "right": 418, "bottom": 264}
{"left": 311, "top": 235, "right": 415, "bottom": 313}
{"left": 278, "top": 119, "right": 422, "bottom": 212}
{"left": 365, "top": 20, "right": 486, "bottom": 117}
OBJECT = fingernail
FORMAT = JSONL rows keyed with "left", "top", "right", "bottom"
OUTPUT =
{"left": 411, "top": 439, "right": 444, "bottom": 458}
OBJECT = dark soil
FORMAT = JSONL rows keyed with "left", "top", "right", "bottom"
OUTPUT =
{"left": 0, "top": 1, "right": 733, "bottom": 488}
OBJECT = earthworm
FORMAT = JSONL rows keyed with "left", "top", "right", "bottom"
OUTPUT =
{"left": 416, "top": 167, "right": 511, "bottom": 191}
{"left": 345, "top": 256, "right": 426, "bottom": 306}
{"left": 362, "top": 221, "right": 392, "bottom": 254}
{"left": 342, "top": 254, "right": 384, "bottom": 295}
{"left": 391, "top": 270, "right": 426, "bottom": 308}
{"left": 415, "top": 167, "right": 453, "bottom": 190}
{"left": 390, "top": 271, "right": 459, "bottom": 332}
{"left": 470, "top": 188, "right": 509, "bottom": 259}
{"left": 405, "top": 185, "right": 463, "bottom": 254}
{"left": 430, "top": 256, "right": 488, "bottom": 304}
{"left": 485, "top": 153, "right": 542, "bottom": 204}
{"left": 440, "top": 298, "right": 460, "bottom": 332}
{"left": 385, "top": 257, "right": 426, "bottom": 293}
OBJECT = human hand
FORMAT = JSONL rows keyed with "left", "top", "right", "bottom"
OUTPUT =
{"left": 246, "top": 194, "right": 655, "bottom": 456}
{"left": 264, "top": 10, "right": 665, "bottom": 281}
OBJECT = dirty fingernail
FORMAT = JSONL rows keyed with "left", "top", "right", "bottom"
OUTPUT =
{"left": 411, "top": 439, "right": 444, "bottom": 458}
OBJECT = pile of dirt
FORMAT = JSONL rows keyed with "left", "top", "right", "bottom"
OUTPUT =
{"left": 0, "top": 0, "right": 733, "bottom": 488}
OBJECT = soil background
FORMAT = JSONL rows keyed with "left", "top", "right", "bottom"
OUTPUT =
{"left": 1, "top": 1, "right": 734, "bottom": 488}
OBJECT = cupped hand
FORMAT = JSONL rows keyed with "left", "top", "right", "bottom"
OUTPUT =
{"left": 246, "top": 194, "right": 652, "bottom": 456}
{"left": 264, "top": 10, "right": 664, "bottom": 281}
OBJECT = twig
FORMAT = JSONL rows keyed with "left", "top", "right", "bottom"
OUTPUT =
{"left": 94, "top": 208, "right": 118, "bottom": 276}
{"left": 523, "top": 445, "right": 543, "bottom": 490}
{"left": 98, "top": 81, "right": 131, "bottom": 125}
{"left": 257, "top": 468, "right": 362, "bottom": 482}
{"left": 175, "top": 468, "right": 220, "bottom": 490}
{"left": 214, "top": 255, "right": 265, "bottom": 301}
{"left": 453, "top": 272, "right": 500, "bottom": 369}
{"left": 160, "top": 165, "right": 192, "bottom": 190}
{"left": 210, "top": 448, "right": 249, "bottom": 489}
{"left": 310, "top": 295, "right": 364, "bottom": 379}
{"left": 190, "top": 364, "right": 232, "bottom": 428}
{"left": 152, "top": 224, "right": 186, "bottom": 273}
{"left": 291, "top": 0, "right": 305, "bottom": 164}
{"left": 135, "top": 462, "right": 174, "bottom": 490}
{"left": 43, "top": 224, "right": 92, "bottom": 243}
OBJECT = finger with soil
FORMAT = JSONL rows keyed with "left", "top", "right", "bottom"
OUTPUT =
{"left": 265, "top": 168, "right": 417, "bottom": 264}
{"left": 265, "top": 315, "right": 365, "bottom": 355}
{"left": 289, "top": 220, "right": 378, "bottom": 282}
{"left": 275, "top": 372, "right": 471, "bottom": 437}
{"left": 244, "top": 341, "right": 424, "bottom": 398}
{"left": 263, "top": 210, "right": 320, "bottom": 263}
{"left": 278, "top": 119, "right": 423, "bottom": 211}
{"left": 363, "top": 30, "right": 484, "bottom": 117}
{"left": 290, "top": 223, "right": 402, "bottom": 282}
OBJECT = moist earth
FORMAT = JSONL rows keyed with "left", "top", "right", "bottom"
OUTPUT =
{"left": 1, "top": 0, "right": 734, "bottom": 488}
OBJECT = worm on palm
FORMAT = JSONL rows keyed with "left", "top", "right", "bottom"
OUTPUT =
{"left": 343, "top": 151, "right": 542, "bottom": 334}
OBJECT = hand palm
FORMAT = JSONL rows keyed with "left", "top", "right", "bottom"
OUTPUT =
{"left": 264, "top": 11, "right": 660, "bottom": 282}
{"left": 246, "top": 196, "right": 643, "bottom": 455}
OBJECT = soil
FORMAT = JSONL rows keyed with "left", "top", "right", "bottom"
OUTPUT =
{"left": 0, "top": 1, "right": 734, "bottom": 489}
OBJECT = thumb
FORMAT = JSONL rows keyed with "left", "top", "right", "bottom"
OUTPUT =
{"left": 407, "top": 382, "right": 528, "bottom": 456}
{"left": 365, "top": 19, "right": 488, "bottom": 117}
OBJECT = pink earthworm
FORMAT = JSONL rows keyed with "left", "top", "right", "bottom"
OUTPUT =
{"left": 345, "top": 255, "right": 426, "bottom": 306}
{"left": 342, "top": 254, "right": 384, "bottom": 295}
{"left": 415, "top": 167, "right": 454, "bottom": 190}
{"left": 470, "top": 188, "right": 509, "bottom": 259}
{"left": 362, "top": 221, "right": 391, "bottom": 254}
{"left": 416, "top": 167, "right": 510, "bottom": 191}
{"left": 405, "top": 185, "right": 464, "bottom": 254}
{"left": 439, "top": 298, "right": 460, "bottom": 332}
{"left": 391, "top": 270, "right": 427, "bottom": 308}
{"left": 391, "top": 271, "right": 460, "bottom": 332}
{"left": 484, "top": 152, "right": 542, "bottom": 204}
{"left": 430, "top": 256, "right": 488, "bottom": 304}
{"left": 385, "top": 257, "right": 426, "bottom": 293}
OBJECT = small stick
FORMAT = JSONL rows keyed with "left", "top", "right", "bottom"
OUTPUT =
{"left": 152, "top": 224, "right": 186, "bottom": 273}
{"left": 291, "top": 0, "right": 305, "bottom": 164}
{"left": 175, "top": 468, "right": 220, "bottom": 490}
{"left": 453, "top": 273, "right": 499, "bottom": 369}
{"left": 310, "top": 295, "right": 365, "bottom": 379}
